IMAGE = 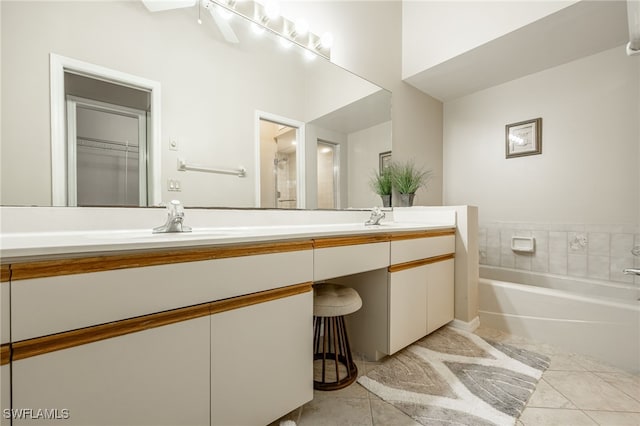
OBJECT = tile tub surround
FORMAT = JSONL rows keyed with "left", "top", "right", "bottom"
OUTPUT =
{"left": 271, "top": 326, "right": 640, "bottom": 426}
{"left": 479, "top": 222, "right": 640, "bottom": 285}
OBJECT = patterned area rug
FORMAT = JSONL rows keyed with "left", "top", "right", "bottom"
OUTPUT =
{"left": 358, "top": 326, "right": 550, "bottom": 426}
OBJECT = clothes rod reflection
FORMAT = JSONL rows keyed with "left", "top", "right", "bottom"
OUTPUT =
{"left": 177, "top": 158, "right": 246, "bottom": 177}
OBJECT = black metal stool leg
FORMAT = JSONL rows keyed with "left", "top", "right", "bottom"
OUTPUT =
{"left": 313, "top": 314, "right": 358, "bottom": 391}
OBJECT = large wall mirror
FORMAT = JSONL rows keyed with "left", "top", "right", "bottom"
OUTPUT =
{"left": 1, "top": 1, "right": 391, "bottom": 210}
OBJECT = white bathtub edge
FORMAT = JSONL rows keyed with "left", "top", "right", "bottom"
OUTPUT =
{"left": 479, "top": 278, "right": 640, "bottom": 373}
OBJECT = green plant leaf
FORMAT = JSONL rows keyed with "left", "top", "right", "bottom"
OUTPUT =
{"left": 390, "top": 161, "right": 431, "bottom": 194}
{"left": 369, "top": 168, "right": 393, "bottom": 195}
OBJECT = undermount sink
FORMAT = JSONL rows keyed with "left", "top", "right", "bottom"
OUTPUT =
{"left": 87, "top": 227, "right": 248, "bottom": 241}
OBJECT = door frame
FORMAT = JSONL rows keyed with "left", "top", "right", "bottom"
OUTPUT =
{"left": 66, "top": 96, "right": 148, "bottom": 206}
{"left": 254, "top": 111, "right": 306, "bottom": 208}
{"left": 50, "top": 53, "right": 161, "bottom": 206}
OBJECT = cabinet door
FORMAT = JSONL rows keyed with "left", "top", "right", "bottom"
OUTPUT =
{"left": 426, "top": 259, "right": 455, "bottom": 334}
{"left": 1, "top": 364, "right": 9, "bottom": 426}
{"left": 12, "top": 318, "right": 210, "bottom": 426}
{"left": 210, "top": 292, "right": 313, "bottom": 426}
{"left": 388, "top": 266, "right": 428, "bottom": 354}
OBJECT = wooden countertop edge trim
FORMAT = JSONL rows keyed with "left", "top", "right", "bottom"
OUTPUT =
{"left": 388, "top": 253, "right": 455, "bottom": 273}
{"left": 11, "top": 282, "right": 312, "bottom": 362}
{"left": 313, "top": 228, "right": 455, "bottom": 248}
{"left": 0, "top": 265, "right": 10, "bottom": 283}
{"left": 389, "top": 229, "right": 455, "bottom": 241}
{"left": 9, "top": 240, "right": 314, "bottom": 281}
{"left": 0, "top": 344, "right": 10, "bottom": 366}
{"left": 313, "top": 234, "right": 390, "bottom": 248}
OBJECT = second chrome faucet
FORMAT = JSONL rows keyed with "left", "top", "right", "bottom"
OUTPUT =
{"left": 365, "top": 207, "right": 386, "bottom": 226}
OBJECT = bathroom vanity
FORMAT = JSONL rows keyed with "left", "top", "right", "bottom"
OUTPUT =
{"left": 0, "top": 206, "right": 473, "bottom": 426}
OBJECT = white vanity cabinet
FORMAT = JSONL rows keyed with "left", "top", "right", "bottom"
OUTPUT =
{"left": 388, "top": 265, "right": 429, "bottom": 354}
{"left": 425, "top": 258, "right": 455, "bottom": 334}
{"left": 388, "top": 233, "right": 455, "bottom": 354}
{"left": 5, "top": 241, "right": 314, "bottom": 426}
{"left": 1, "top": 226, "right": 457, "bottom": 424}
{"left": 12, "top": 317, "right": 211, "bottom": 426}
{"left": 388, "top": 257, "right": 455, "bottom": 354}
{"left": 345, "top": 231, "right": 456, "bottom": 360}
{"left": 210, "top": 291, "right": 313, "bottom": 426}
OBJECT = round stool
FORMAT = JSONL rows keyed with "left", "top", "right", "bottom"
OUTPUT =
{"left": 313, "top": 283, "right": 362, "bottom": 391}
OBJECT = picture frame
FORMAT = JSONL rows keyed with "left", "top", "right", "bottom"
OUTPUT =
{"left": 379, "top": 151, "right": 392, "bottom": 173}
{"left": 505, "top": 118, "right": 542, "bottom": 158}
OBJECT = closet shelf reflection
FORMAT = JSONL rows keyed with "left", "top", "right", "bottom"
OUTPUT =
{"left": 77, "top": 136, "right": 140, "bottom": 154}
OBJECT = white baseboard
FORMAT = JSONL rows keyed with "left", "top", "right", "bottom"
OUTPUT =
{"left": 449, "top": 316, "right": 480, "bottom": 333}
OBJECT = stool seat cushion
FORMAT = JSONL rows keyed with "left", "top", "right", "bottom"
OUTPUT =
{"left": 313, "top": 283, "right": 362, "bottom": 317}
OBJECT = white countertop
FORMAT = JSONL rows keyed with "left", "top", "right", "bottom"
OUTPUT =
{"left": 0, "top": 221, "right": 454, "bottom": 261}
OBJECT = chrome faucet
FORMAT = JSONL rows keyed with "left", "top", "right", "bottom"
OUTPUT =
{"left": 365, "top": 207, "right": 386, "bottom": 226}
{"left": 153, "top": 200, "right": 192, "bottom": 233}
{"left": 623, "top": 268, "right": 640, "bottom": 276}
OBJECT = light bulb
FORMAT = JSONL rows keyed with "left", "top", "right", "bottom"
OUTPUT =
{"left": 265, "top": 0, "right": 280, "bottom": 20}
{"left": 294, "top": 19, "right": 309, "bottom": 37}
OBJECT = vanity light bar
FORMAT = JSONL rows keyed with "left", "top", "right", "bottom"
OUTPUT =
{"left": 205, "top": 0, "right": 331, "bottom": 60}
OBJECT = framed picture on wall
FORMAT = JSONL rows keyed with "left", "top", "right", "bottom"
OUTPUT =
{"left": 379, "top": 151, "right": 392, "bottom": 173}
{"left": 505, "top": 118, "right": 542, "bottom": 158}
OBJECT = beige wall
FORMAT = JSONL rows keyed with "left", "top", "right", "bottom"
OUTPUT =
{"left": 402, "top": 0, "right": 578, "bottom": 79}
{"left": 443, "top": 45, "right": 639, "bottom": 226}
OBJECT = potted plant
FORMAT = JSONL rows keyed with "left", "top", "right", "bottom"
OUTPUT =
{"left": 369, "top": 167, "right": 393, "bottom": 207}
{"left": 390, "top": 161, "right": 431, "bottom": 207}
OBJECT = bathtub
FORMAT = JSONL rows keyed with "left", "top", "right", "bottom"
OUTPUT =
{"left": 479, "top": 265, "right": 640, "bottom": 373}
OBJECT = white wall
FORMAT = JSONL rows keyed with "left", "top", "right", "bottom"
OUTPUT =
{"left": 443, "top": 45, "right": 639, "bottom": 226}
{"left": 402, "top": 0, "right": 578, "bottom": 79}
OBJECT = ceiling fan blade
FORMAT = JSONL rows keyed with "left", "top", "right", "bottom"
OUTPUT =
{"left": 141, "top": 0, "right": 197, "bottom": 12}
{"left": 206, "top": 4, "right": 240, "bottom": 44}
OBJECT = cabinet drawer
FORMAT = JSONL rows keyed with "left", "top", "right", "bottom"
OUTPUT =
{"left": 11, "top": 250, "right": 313, "bottom": 341}
{"left": 314, "top": 242, "right": 389, "bottom": 281}
{"left": 391, "top": 235, "right": 454, "bottom": 265}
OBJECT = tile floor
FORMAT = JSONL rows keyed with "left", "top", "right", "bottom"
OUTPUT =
{"left": 272, "top": 326, "right": 640, "bottom": 426}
